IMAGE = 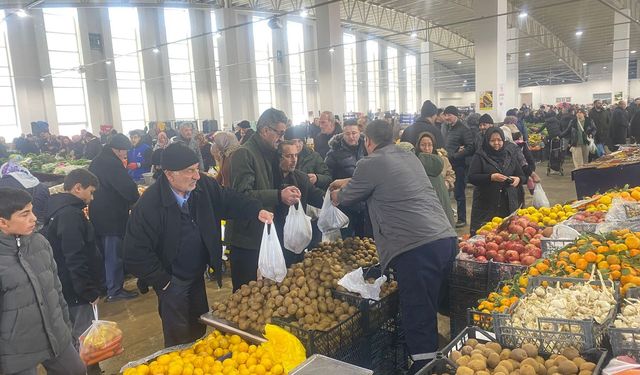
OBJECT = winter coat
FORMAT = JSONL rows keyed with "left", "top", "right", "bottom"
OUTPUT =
{"left": 440, "top": 151, "right": 456, "bottom": 190}
{"left": 611, "top": 107, "right": 630, "bottom": 145}
{"left": 0, "top": 175, "right": 50, "bottom": 227}
{"left": 296, "top": 146, "right": 331, "bottom": 190}
{"left": 337, "top": 144, "right": 456, "bottom": 271}
{"left": 173, "top": 135, "right": 205, "bottom": 171}
{"left": 44, "top": 193, "right": 105, "bottom": 306}
{"left": 313, "top": 124, "right": 342, "bottom": 159}
{"left": 0, "top": 143, "right": 7, "bottom": 159}
{"left": 560, "top": 118, "right": 596, "bottom": 147}
{"left": 226, "top": 133, "right": 281, "bottom": 250}
{"left": 0, "top": 232, "right": 72, "bottom": 374}
{"left": 417, "top": 153, "right": 455, "bottom": 227}
{"left": 539, "top": 117, "right": 563, "bottom": 139}
{"left": 325, "top": 134, "right": 367, "bottom": 180}
{"left": 631, "top": 112, "right": 640, "bottom": 140}
{"left": 468, "top": 148, "right": 526, "bottom": 235}
{"left": 124, "top": 173, "right": 262, "bottom": 289}
{"left": 88, "top": 148, "right": 140, "bottom": 236}
{"left": 83, "top": 138, "right": 103, "bottom": 160}
{"left": 589, "top": 108, "right": 611, "bottom": 146}
{"left": 400, "top": 119, "right": 445, "bottom": 150}
{"left": 201, "top": 144, "right": 216, "bottom": 172}
{"left": 445, "top": 120, "right": 475, "bottom": 167}
{"left": 127, "top": 142, "right": 153, "bottom": 181}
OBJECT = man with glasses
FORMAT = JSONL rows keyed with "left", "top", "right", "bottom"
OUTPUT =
{"left": 124, "top": 143, "right": 272, "bottom": 347}
{"left": 227, "top": 108, "right": 302, "bottom": 291}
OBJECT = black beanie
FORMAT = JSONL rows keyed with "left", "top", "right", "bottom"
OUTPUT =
{"left": 161, "top": 143, "right": 199, "bottom": 171}
{"left": 237, "top": 120, "right": 251, "bottom": 129}
{"left": 478, "top": 114, "right": 494, "bottom": 124}
{"left": 107, "top": 134, "right": 132, "bottom": 150}
{"left": 420, "top": 100, "right": 438, "bottom": 118}
{"left": 284, "top": 126, "right": 307, "bottom": 141}
{"left": 443, "top": 105, "right": 460, "bottom": 117}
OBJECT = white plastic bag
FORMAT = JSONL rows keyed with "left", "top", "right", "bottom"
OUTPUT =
{"left": 283, "top": 203, "right": 312, "bottom": 254}
{"left": 338, "top": 268, "right": 387, "bottom": 300}
{"left": 317, "top": 190, "right": 349, "bottom": 240}
{"left": 603, "top": 357, "right": 640, "bottom": 375}
{"left": 532, "top": 183, "right": 550, "bottom": 208}
{"left": 258, "top": 224, "right": 287, "bottom": 282}
{"left": 587, "top": 136, "right": 597, "bottom": 155}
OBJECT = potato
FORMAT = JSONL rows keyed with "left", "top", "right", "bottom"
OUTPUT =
{"left": 495, "top": 372, "right": 508, "bottom": 375}
{"left": 471, "top": 354, "right": 487, "bottom": 362}
{"left": 509, "top": 359, "right": 521, "bottom": 370}
{"left": 561, "top": 348, "right": 580, "bottom": 361}
{"left": 495, "top": 365, "right": 510, "bottom": 375}
{"left": 499, "top": 360, "right": 515, "bottom": 372}
{"left": 468, "top": 359, "right": 487, "bottom": 371}
{"left": 456, "top": 356, "right": 471, "bottom": 367}
{"left": 572, "top": 358, "right": 586, "bottom": 368}
{"left": 456, "top": 366, "right": 474, "bottom": 375}
{"left": 557, "top": 360, "right": 579, "bottom": 375}
{"left": 521, "top": 358, "right": 539, "bottom": 371}
{"left": 545, "top": 359, "right": 556, "bottom": 369}
{"left": 579, "top": 363, "right": 596, "bottom": 372}
{"left": 466, "top": 339, "right": 480, "bottom": 348}
{"left": 501, "top": 349, "right": 513, "bottom": 361}
{"left": 554, "top": 356, "right": 569, "bottom": 366}
{"left": 477, "top": 371, "right": 491, "bottom": 375}
{"left": 510, "top": 348, "right": 529, "bottom": 362}
{"left": 536, "top": 357, "right": 545, "bottom": 366}
{"left": 471, "top": 349, "right": 485, "bottom": 357}
{"left": 487, "top": 352, "right": 501, "bottom": 368}
{"left": 521, "top": 364, "right": 537, "bottom": 375}
{"left": 486, "top": 342, "right": 503, "bottom": 353}
{"left": 450, "top": 351, "right": 462, "bottom": 362}
{"left": 578, "top": 371, "right": 592, "bottom": 375}
{"left": 510, "top": 371, "right": 521, "bottom": 375}
{"left": 460, "top": 345, "right": 473, "bottom": 356}
{"left": 522, "top": 343, "right": 539, "bottom": 358}
{"left": 547, "top": 366, "right": 559, "bottom": 375}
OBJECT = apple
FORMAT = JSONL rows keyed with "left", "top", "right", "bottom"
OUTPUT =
{"left": 476, "top": 256, "right": 488, "bottom": 263}
{"left": 486, "top": 250, "right": 498, "bottom": 260}
{"left": 524, "top": 226, "right": 538, "bottom": 237}
{"left": 505, "top": 250, "right": 520, "bottom": 262}
{"left": 521, "top": 256, "right": 536, "bottom": 265}
{"left": 529, "top": 247, "right": 542, "bottom": 259}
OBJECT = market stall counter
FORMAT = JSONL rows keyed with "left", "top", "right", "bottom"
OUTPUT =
{"left": 572, "top": 146, "right": 640, "bottom": 199}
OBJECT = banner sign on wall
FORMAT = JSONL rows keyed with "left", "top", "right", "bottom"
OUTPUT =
{"left": 479, "top": 91, "right": 494, "bottom": 111}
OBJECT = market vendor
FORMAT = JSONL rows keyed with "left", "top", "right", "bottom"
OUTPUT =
{"left": 329, "top": 120, "right": 457, "bottom": 374}
{"left": 123, "top": 143, "right": 273, "bottom": 347}
{"left": 127, "top": 129, "right": 153, "bottom": 182}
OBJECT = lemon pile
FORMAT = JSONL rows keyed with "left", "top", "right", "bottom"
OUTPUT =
{"left": 516, "top": 205, "right": 576, "bottom": 227}
{"left": 477, "top": 217, "right": 503, "bottom": 234}
{"left": 123, "top": 330, "right": 286, "bottom": 375}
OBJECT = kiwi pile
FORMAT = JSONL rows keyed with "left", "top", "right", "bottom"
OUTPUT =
{"left": 212, "top": 257, "right": 357, "bottom": 333}
{"left": 308, "top": 237, "right": 379, "bottom": 270}
{"left": 449, "top": 339, "right": 597, "bottom": 375}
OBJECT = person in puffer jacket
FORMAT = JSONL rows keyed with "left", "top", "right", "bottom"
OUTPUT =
{"left": 0, "top": 187, "right": 86, "bottom": 375}
{"left": 127, "top": 130, "right": 153, "bottom": 182}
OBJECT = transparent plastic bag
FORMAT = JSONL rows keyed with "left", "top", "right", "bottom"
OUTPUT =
{"left": 258, "top": 223, "right": 287, "bottom": 282}
{"left": 338, "top": 268, "right": 387, "bottom": 300}
{"left": 79, "top": 305, "right": 124, "bottom": 365}
{"left": 317, "top": 190, "right": 349, "bottom": 239}
{"left": 532, "top": 183, "right": 550, "bottom": 208}
{"left": 283, "top": 203, "right": 312, "bottom": 254}
{"left": 606, "top": 198, "right": 640, "bottom": 222}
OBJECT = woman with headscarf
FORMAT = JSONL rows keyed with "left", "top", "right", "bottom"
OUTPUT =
{"left": 210, "top": 131, "right": 240, "bottom": 187}
{"left": 468, "top": 128, "right": 526, "bottom": 235}
{"left": 417, "top": 132, "right": 456, "bottom": 191}
{"left": 0, "top": 156, "right": 50, "bottom": 227}
{"left": 154, "top": 131, "right": 169, "bottom": 151}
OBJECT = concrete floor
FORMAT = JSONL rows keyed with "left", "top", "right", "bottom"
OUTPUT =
{"left": 92, "top": 158, "right": 578, "bottom": 375}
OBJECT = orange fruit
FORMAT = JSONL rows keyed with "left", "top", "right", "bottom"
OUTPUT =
{"left": 569, "top": 253, "right": 581, "bottom": 264}
{"left": 575, "top": 258, "right": 589, "bottom": 271}
{"left": 583, "top": 251, "right": 597, "bottom": 263}
{"left": 607, "top": 255, "right": 621, "bottom": 265}
{"left": 535, "top": 262, "right": 549, "bottom": 274}
{"left": 631, "top": 190, "right": 640, "bottom": 201}
{"left": 596, "top": 246, "right": 610, "bottom": 254}
{"left": 529, "top": 268, "right": 540, "bottom": 276}
{"left": 626, "top": 236, "right": 640, "bottom": 250}
{"left": 611, "top": 270, "right": 622, "bottom": 280}
{"left": 597, "top": 261, "right": 609, "bottom": 270}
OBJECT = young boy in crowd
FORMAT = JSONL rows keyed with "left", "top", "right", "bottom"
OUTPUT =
{"left": 0, "top": 187, "right": 86, "bottom": 375}
{"left": 44, "top": 169, "right": 105, "bottom": 374}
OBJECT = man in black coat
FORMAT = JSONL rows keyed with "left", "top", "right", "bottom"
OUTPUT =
{"left": 83, "top": 132, "right": 103, "bottom": 160}
{"left": 44, "top": 169, "right": 105, "bottom": 375}
{"left": 89, "top": 134, "right": 140, "bottom": 302}
{"left": 400, "top": 100, "right": 444, "bottom": 148}
{"left": 589, "top": 100, "right": 611, "bottom": 153}
{"left": 443, "top": 106, "right": 475, "bottom": 228}
{"left": 313, "top": 111, "right": 342, "bottom": 158}
{"left": 123, "top": 143, "right": 272, "bottom": 347}
{"left": 611, "top": 100, "right": 630, "bottom": 150}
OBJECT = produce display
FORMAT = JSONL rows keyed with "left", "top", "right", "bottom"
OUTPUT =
{"left": 515, "top": 205, "right": 577, "bottom": 228}
{"left": 123, "top": 327, "right": 305, "bottom": 375}
{"left": 566, "top": 211, "right": 606, "bottom": 224}
{"left": 614, "top": 298, "right": 640, "bottom": 330}
{"left": 460, "top": 216, "right": 545, "bottom": 265}
{"left": 528, "top": 133, "right": 544, "bottom": 150}
{"left": 449, "top": 339, "right": 598, "bottom": 375}
{"left": 309, "top": 237, "right": 379, "bottom": 270}
{"left": 574, "top": 146, "right": 640, "bottom": 170}
{"left": 5, "top": 153, "right": 91, "bottom": 175}
{"left": 576, "top": 188, "right": 640, "bottom": 213}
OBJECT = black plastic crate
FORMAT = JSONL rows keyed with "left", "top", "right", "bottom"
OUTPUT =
{"left": 448, "top": 286, "right": 486, "bottom": 315}
{"left": 609, "top": 327, "right": 640, "bottom": 360}
{"left": 449, "top": 259, "right": 489, "bottom": 292}
{"left": 415, "top": 326, "right": 608, "bottom": 375}
{"left": 333, "top": 288, "right": 400, "bottom": 335}
{"left": 467, "top": 309, "right": 493, "bottom": 332}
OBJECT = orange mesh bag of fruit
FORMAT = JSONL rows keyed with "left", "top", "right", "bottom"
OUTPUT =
{"left": 79, "top": 305, "right": 124, "bottom": 365}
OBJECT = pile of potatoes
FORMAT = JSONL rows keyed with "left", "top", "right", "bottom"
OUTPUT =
{"left": 309, "top": 237, "right": 379, "bottom": 270}
{"left": 212, "top": 257, "right": 357, "bottom": 333}
{"left": 450, "top": 339, "right": 597, "bottom": 375}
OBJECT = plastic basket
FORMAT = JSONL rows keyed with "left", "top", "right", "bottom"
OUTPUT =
{"left": 493, "top": 276, "right": 618, "bottom": 354}
{"left": 467, "top": 309, "right": 493, "bottom": 332}
{"left": 540, "top": 238, "right": 574, "bottom": 254}
{"left": 609, "top": 327, "right": 640, "bottom": 360}
{"left": 416, "top": 326, "right": 608, "bottom": 375}
{"left": 449, "top": 259, "right": 489, "bottom": 292}
{"left": 449, "top": 286, "right": 487, "bottom": 336}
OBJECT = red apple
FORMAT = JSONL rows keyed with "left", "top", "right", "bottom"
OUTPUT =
{"left": 476, "top": 256, "right": 488, "bottom": 263}
{"left": 521, "top": 256, "right": 536, "bottom": 265}
{"left": 486, "top": 250, "right": 498, "bottom": 260}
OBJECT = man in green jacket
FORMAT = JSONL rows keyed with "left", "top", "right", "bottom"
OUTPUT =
{"left": 227, "top": 108, "right": 302, "bottom": 291}
{"left": 284, "top": 126, "right": 331, "bottom": 190}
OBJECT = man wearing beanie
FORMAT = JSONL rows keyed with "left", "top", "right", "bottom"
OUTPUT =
{"left": 401, "top": 100, "right": 445, "bottom": 148}
{"left": 227, "top": 108, "right": 302, "bottom": 291}
{"left": 474, "top": 114, "right": 494, "bottom": 153}
{"left": 89, "top": 133, "right": 140, "bottom": 302}
{"left": 443, "top": 106, "right": 475, "bottom": 228}
{"left": 123, "top": 143, "right": 272, "bottom": 347}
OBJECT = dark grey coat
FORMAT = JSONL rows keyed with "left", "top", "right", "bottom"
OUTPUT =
{"left": 0, "top": 232, "right": 72, "bottom": 374}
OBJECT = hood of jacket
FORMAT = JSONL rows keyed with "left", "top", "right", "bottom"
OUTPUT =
{"left": 45, "top": 192, "right": 85, "bottom": 222}
{"left": 328, "top": 133, "right": 365, "bottom": 152}
{"left": 418, "top": 153, "right": 445, "bottom": 177}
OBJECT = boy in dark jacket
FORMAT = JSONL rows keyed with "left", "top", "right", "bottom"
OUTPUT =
{"left": 0, "top": 187, "right": 86, "bottom": 375}
{"left": 44, "top": 169, "right": 105, "bottom": 374}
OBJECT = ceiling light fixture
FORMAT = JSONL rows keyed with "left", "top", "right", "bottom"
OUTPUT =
{"left": 518, "top": 12, "right": 528, "bottom": 18}
{"left": 410, "top": 31, "right": 417, "bottom": 39}
{"left": 457, "top": 61, "right": 462, "bottom": 65}
{"left": 583, "top": 62, "right": 587, "bottom": 66}
{"left": 39, "top": 77, "right": 45, "bottom": 82}
{"left": 16, "top": 9, "right": 28, "bottom": 18}
{"left": 575, "top": 30, "right": 583, "bottom": 36}
{"left": 328, "top": 47, "right": 335, "bottom": 53}
{"left": 525, "top": 52, "right": 531, "bottom": 56}
{"left": 603, "top": 66, "right": 607, "bottom": 69}
{"left": 463, "top": 79, "right": 467, "bottom": 83}
{"left": 105, "top": 60, "right": 112, "bottom": 65}
{"left": 214, "top": 31, "right": 221, "bottom": 39}
{"left": 152, "top": 47, "right": 160, "bottom": 54}
{"left": 300, "top": 9, "right": 309, "bottom": 17}
{"left": 558, "top": 58, "right": 563, "bottom": 62}
{"left": 632, "top": 50, "right": 637, "bottom": 54}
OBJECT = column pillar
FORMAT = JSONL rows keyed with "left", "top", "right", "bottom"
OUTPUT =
{"left": 190, "top": 9, "right": 216, "bottom": 122}
{"left": 398, "top": 51, "right": 407, "bottom": 113}
{"left": 506, "top": 27, "right": 519, "bottom": 112}
{"left": 473, "top": 0, "right": 508, "bottom": 121}
{"left": 419, "top": 41, "right": 434, "bottom": 103}
{"left": 315, "top": 1, "right": 345, "bottom": 115}
{"left": 612, "top": 9, "right": 630, "bottom": 101}
{"left": 378, "top": 43, "right": 387, "bottom": 112}
{"left": 272, "top": 25, "right": 291, "bottom": 115}
{"left": 303, "top": 23, "right": 319, "bottom": 118}
{"left": 356, "top": 32, "right": 368, "bottom": 114}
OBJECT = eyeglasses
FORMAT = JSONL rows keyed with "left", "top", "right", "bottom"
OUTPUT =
{"left": 268, "top": 126, "right": 286, "bottom": 138}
